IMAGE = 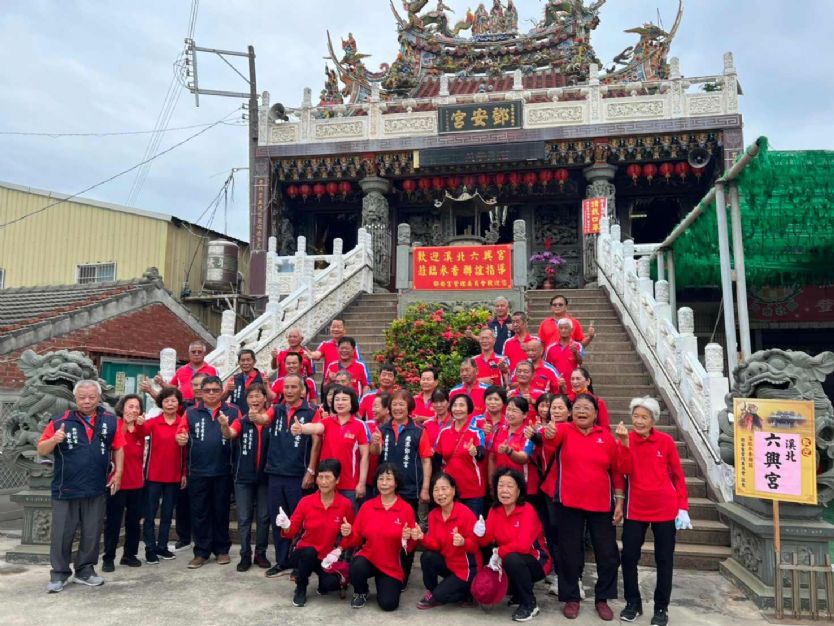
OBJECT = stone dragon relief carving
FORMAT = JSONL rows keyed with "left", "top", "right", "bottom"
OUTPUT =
{"left": 0, "top": 349, "right": 117, "bottom": 482}
{"left": 717, "top": 349, "right": 834, "bottom": 504}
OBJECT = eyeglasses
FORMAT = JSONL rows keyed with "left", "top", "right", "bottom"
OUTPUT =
{"left": 551, "top": 302, "right": 566, "bottom": 308}
{"left": 202, "top": 387, "right": 222, "bottom": 394}
{"left": 190, "top": 350, "right": 204, "bottom": 354}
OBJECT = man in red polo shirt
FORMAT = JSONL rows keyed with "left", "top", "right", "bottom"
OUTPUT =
{"left": 324, "top": 337, "right": 370, "bottom": 396}
{"left": 537, "top": 294, "right": 596, "bottom": 349}
{"left": 503, "top": 311, "right": 538, "bottom": 370}
{"left": 159, "top": 340, "right": 217, "bottom": 402}
{"left": 358, "top": 363, "right": 398, "bottom": 420}
{"left": 272, "top": 352, "right": 318, "bottom": 403}
{"left": 523, "top": 338, "right": 563, "bottom": 394}
{"left": 309, "top": 319, "right": 363, "bottom": 374}
{"left": 449, "top": 358, "right": 490, "bottom": 415}
{"left": 545, "top": 318, "right": 584, "bottom": 383}
{"left": 412, "top": 368, "right": 439, "bottom": 425}
{"left": 270, "top": 327, "right": 315, "bottom": 378}
{"left": 474, "top": 328, "right": 508, "bottom": 387}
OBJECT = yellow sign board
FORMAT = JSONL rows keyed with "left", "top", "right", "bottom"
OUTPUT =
{"left": 733, "top": 398, "right": 817, "bottom": 505}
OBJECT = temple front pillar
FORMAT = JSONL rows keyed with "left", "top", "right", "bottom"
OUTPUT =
{"left": 358, "top": 175, "right": 392, "bottom": 291}
{"left": 582, "top": 163, "right": 617, "bottom": 283}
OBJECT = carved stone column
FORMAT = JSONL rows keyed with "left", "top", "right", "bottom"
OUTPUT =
{"left": 395, "top": 223, "right": 412, "bottom": 291}
{"left": 359, "top": 176, "right": 392, "bottom": 291}
{"left": 582, "top": 163, "right": 617, "bottom": 283}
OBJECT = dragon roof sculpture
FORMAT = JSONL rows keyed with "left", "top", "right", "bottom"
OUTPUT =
{"left": 320, "top": 0, "right": 684, "bottom": 106}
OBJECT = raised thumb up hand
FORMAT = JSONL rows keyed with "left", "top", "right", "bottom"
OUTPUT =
{"left": 275, "top": 506, "right": 291, "bottom": 529}
{"left": 473, "top": 514, "right": 486, "bottom": 537}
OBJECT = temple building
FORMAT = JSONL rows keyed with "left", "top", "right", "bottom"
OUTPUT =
{"left": 247, "top": 0, "right": 742, "bottom": 294}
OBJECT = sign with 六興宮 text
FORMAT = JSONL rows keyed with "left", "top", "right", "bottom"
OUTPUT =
{"left": 582, "top": 197, "right": 607, "bottom": 235}
{"left": 438, "top": 101, "right": 523, "bottom": 134}
{"left": 733, "top": 398, "right": 817, "bottom": 505}
{"left": 413, "top": 245, "right": 512, "bottom": 291}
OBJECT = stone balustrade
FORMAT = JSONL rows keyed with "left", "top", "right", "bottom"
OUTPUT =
{"left": 259, "top": 54, "right": 740, "bottom": 146}
{"left": 596, "top": 216, "right": 736, "bottom": 502}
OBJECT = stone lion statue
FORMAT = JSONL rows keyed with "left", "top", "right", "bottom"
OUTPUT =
{"left": 0, "top": 349, "right": 117, "bottom": 480}
{"left": 717, "top": 349, "right": 834, "bottom": 505}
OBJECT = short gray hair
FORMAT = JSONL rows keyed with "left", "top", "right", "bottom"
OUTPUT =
{"left": 494, "top": 296, "right": 509, "bottom": 305}
{"left": 73, "top": 380, "right": 102, "bottom": 396}
{"left": 557, "top": 318, "right": 573, "bottom": 330}
{"left": 629, "top": 396, "right": 660, "bottom": 421}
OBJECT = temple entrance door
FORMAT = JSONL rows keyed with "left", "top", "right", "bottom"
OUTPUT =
{"left": 312, "top": 210, "right": 359, "bottom": 254}
{"left": 628, "top": 197, "right": 684, "bottom": 244}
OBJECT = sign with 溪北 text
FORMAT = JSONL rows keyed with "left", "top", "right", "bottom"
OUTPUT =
{"left": 413, "top": 245, "right": 513, "bottom": 290}
{"left": 733, "top": 398, "right": 817, "bottom": 505}
{"left": 438, "top": 101, "right": 523, "bottom": 134}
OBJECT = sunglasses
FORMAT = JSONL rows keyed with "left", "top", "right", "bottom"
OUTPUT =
{"left": 202, "top": 387, "right": 222, "bottom": 393}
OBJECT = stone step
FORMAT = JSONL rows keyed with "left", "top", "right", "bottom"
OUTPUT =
{"left": 581, "top": 351, "right": 645, "bottom": 364}
{"left": 688, "top": 497, "right": 721, "bottom": 521}
{"left": 339, "top": 312, "right": 402, "bottom": 322}
{"left": 616, "top": 519, "right": 729, "bottom": 547}
{"left": 683, "top": 477, "right": 707, "bottom": 498}
{"left": 617, "top": 540, "right": 732, "bottom": 571}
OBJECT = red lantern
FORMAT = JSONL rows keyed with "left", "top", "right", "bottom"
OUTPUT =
{"left": 462, "top": 175, "right": 476, "bottom": 190}
{"left": 538, "top": 169, "right": 553, "bottom": 185}
{"left": 508, "top": 172, "right": 520, "bottom": 187}
{"left": 338, "top": 181, "right": 352, "bottom": 197}
{"left": 555, "top": 168, "right": 569, "bottom": 188}
{"left": 643, "top": 163, "right": 658, "bottom": 183}
{"left": 402, "top": 179, "right": 417, "bottom": 194}
{"left": 446, "top": 175, "right": 459, "bottom": 190}
{"left": 658, "top": 163, "right": 674, "bottom": 182}
{"left": 523, "top": 171, "right": 537, "bottom": 188}
{"left": 299, "top": 183, "right": 312, "bottom": 200}
{"left": 626, "top": 164, "right": 642, "bottom": 183}
{"left": 432, "top": 176, "right": 445, "bottom": 190}
{"left": 477, "top": 173, "right": 491, "bottom": 189}
{"left": 326, "top": 181, "right": 339, "bottom": 197}
{"left": 418, "top": 177, "right": 431, "bottom": 191}
{"left": 494, "top": 172, "right": 506, "bottom": 189}
{"left": 674, "top": 161, "right": 690, "bottom": 180}
{"left": 286, "top": 185, "right": 299, "bottom": 199}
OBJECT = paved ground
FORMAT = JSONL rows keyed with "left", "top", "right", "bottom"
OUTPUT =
{"left": 0, "top": 533, "right": 791, "bottom": 626}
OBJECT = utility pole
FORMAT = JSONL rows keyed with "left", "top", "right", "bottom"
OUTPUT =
{"left": 183, "top": 39, "right": 266, "bottom": 297}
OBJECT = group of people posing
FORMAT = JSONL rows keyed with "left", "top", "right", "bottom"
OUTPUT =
{"left": 39, "top": 295, "right": 691, "bottom": 626}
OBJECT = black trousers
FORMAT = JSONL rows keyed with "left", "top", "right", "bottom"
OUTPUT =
{"left": 545, "top": 500, "right": 560, "bottom": 573}
{"left": 103, "top": 487, "right": 143, "bottom": 560}
{"left": 420, "top": 550, "right": 474, "bottom": 604}
{"left": 554, "top": 502, "right": 619, "bottom": 602}
{"left": 622, "top": 519, "right": 676, "bottom": 611}
{"left": 349, "top": 555, "right": 403, "bottom": 612}
{"left": 175, "top": 485, "right": 191, "bottom": 544}
{"left": 189, "top": 475, "right": 232, "bottom": 558}
{"left": 292, "top": 546, "right": 343, "bottom": 592}
{"left": 267, "top": 474, "right": 304, "bottom": 569}
{"left": 402, "top": 497, "right": 420, "bottom": 586}
{"left": 503, "top": 552, "right": 545, "bottom": 608}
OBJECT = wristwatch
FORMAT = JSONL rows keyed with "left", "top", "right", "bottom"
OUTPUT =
{"left": 306, "top": 467, "right": 315, "bottom": 476}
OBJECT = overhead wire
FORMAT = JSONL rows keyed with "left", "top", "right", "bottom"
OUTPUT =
{"left": 0, "top": 119, "right": 244, "bottom": 138}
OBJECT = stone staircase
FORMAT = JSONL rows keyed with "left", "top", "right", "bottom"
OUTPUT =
{"left": 527, "top": 288, "right": 732, "bottom": 570}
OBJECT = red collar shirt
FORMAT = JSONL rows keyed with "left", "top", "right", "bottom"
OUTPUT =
{"left": 491, "top": 423, "right": 539, "bottom": 494}
{"left": 502, "top": 333, "right": 537, "bottom": 370}
{"left": 538, "top": 315, "right": 584, "bottom": 349}
{"left": 117, "top": 421, "right": 146, "bottom": 490}
{"left": 449, "top": 382, "right": 490, "bottom": 415}
{"left": 421, "top": 502, "right": 482, "bottom": 581}
{"left": 343, "top": 495, "right": 417, "bottom": 581}
{"left": 478, "top": 502, "right": 551, "bottom": 574}
{"left": 544, "top": 340, "right": 584, "bottom": 383}
{"left": 619, "top": 429, "right": 689, "bottom": 522}
{"left": 412, "top": 392, "right": 437, "bottom": 422}
{"left": 273, "top": 348, "right": 314, "bottom": 378}
{"left": 319, "top": 415, "right": 369, "bottom": 491}
{"left": 324, "top": 359, "right": 370, "bottom": 395}
{"left": 423, "top": 414, "right": 453, "bottom": 452}
{"left": 474, "top": 353, "right": 506, "bottom": 387}
{"left": 170, "top": 362, "right": 217, "bottom": 401}
{"left": 282, "top": 491, "right": 355, "bottom": 558}
{"left": 143, "top": 415, "right": 187, "bottom": 483}
{"left": 435, "top": 422, "right": 487, "bottom": 499}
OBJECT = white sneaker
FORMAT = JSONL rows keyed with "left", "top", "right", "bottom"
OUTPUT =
{"left": 544, "top": 573, "right": 556, "bottom": 584}
{"left": 46, "top": 579, "right": 67, "bottom": 593}
{"left": 73, "top": 573, "right": 104, "bottom": 587}
{"left": 547, "top": 579, "right": 559, "bottom": 596}
{"left": 579, "top": 583, "right": 586, "bottom": 600}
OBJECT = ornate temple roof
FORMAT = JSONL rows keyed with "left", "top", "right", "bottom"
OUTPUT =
{"left": 320, "top": 0, "right": 684, "bottom": 106}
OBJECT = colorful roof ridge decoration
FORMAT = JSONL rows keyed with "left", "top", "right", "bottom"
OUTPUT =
{"left": 673, "top": 138, "right": 834, "bottom": 288}
{"left": 320, "top": 0, "right": 684, "bottom": 107}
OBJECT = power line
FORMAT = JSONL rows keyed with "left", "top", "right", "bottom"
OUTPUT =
{"left": 0, "top": 118, "right": 244, "bottom": 138}
{"left": 0, "top": 112, "right": 235, "bottom": 230}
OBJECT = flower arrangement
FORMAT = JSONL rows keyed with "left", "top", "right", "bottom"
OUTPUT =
{"left": 529, "top": 236, "right": 565, "bottom": 277}
{"left": 374, "top": 303, "right": 490, "bottom": 392}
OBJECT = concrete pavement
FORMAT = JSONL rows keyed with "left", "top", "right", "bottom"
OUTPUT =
{"left": 0, "top": 534, "right": 791, "bottom": 626}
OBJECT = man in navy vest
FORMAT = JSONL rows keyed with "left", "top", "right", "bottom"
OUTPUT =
{"left": 37, "top": 380, "right": 125, "bottom": 593}
{"left": 176, "top": 375, "right": 241, "bottom": 569}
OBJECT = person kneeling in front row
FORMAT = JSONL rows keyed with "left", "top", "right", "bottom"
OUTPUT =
{"left": 275, "top": 459, "right": 355, "bottom": 607}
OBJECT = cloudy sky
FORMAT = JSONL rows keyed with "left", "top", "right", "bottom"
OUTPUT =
{"left": 2, "top": 0, "right": 832, "bottom": 241}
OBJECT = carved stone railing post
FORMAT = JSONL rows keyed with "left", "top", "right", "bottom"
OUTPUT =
{"left": 655, "top": 280, "right": 671, "bottom": 324}
{"left": 637, "top": 256, "right": 652, "bottom": 296}
{"left": 266, "top": 236, "right": 281, "bottom": 311}
{"left": 217, "top": 309, "right": 238, "bottom": 377}
{"left": 596, "top": 215, "right": 611, "bottom": 277}
{"left": 396, "top": 223, "right": 411, "bottom": 290}
{"left": 332, "top": 237, "right": 344, "bottom": 307}
{"left": 704, "top": 343, "right": 729, "bottom": 452}
{"left": 358, "top": 227, "right": 375, "bottom": 293}
{"left": 292, "top": 235, "right": 307, "bottom": 293}
{"left": 359, "top": 176, "right": 392, "bottom": 291}
{"left": 512, "top": 219, "right": 528, "bottom": 289}
{"left": 622, "top": 239, "right": 634, "bottom": 305}
{"left": 159, "top": 348, "right": 177, "bottom": 384}
{"left": 676, "top": 307, "right": 698, "bottom": 360}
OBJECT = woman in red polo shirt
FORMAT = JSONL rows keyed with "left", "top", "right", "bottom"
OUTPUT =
{"left": 435, "top": 395, "right": 486, "bottom": 517}
{"left": 275, "top": 458, "right": 355, "bottom": 608}
{"left": 544, "top": 393, "right": 628, "bottom": 621}
{"left": 411, "top": 472, "right": 481, "bottom": 609}
{"left": 568, "top": 367, "right": 610, "bottom": 427}
{"left": 474, "top": 468, "right": 551, "bottom": 622}
{"left": 617, "top": 396, "right": 690, "bottom": 626}
{"left": 102, "top": 394, "right": 146, "bottom": 572}
{"left": 489, "top": 397, "right": 537, "bottom": 496}
{"left": 342, "top": 463, "right": 417, "bottom": 611}
{"left": 142, "top": 387, "right": 187, "bottom": 564}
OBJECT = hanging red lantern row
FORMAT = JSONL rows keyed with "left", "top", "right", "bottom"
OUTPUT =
{"left": 299, "top": 183, "right": 312, "bottom": 200}
{"left": 555, "top": 168, "right": 569, "bottom": 188}
{"left": 642, "top": 163, "right": 658, "bottom": 183}
{"left": 418, "top": 177, "right": 432, "bottom": 192}
{"left": 338, "top": 181, "right": 352, "bottom": 197}
{"left": 312, "top": 183, "right": 326, "bottom": 199}
{"left": 538, "top": 169, "right": 553, "bottom": 185}
{"left": 523, "top": 171, "right": 537, "bottom": 189}
{"left": 402, "top": 179, "right": 417, "bottom": 194}
{"left": 285, "top": 184, "right": 299, "bottom": 199}
{"left": 326, "top": 181, "right": 339, "bottom": 198}
{"left": 674, "top": 161, "right": 691, "bottom": 180}
{"left": 626, "top": 164, "right": 642, "bottom": 184}
{"left": 658, "top": 162, "right": 674, "bottom": 181}
{"left": 624, "top": 162, "right": 693, "bottom": 184}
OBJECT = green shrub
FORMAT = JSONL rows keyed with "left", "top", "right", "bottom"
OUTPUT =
{"left": 373, "top": 303, "right": 491, "bottom": 392}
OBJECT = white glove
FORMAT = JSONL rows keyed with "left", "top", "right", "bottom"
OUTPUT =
{"left": 675, "top": 509, "right": 693, "bottom": 530}
{"left": 488, "top": 547, "right": 502, "bottom": 572}
{"left": 275, "top": 506, "right": 291, "bottom": 530}
{"left": 473, "top": 514, "right": 486, "bottom": 538}
{"left": 321, "top": 547, "right": 342, "bottom": 569}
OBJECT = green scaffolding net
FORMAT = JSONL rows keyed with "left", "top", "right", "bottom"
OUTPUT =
{"left": 672, "top": 138, "right": 834, "bottom": 288}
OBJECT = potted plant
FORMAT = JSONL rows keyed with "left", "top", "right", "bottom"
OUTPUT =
{"left": 529, "top": 237, "right": 565, "bottom": 287}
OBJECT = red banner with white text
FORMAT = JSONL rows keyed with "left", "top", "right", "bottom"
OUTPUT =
{"left": 413, "top": 245, "right": 513, "bottom": 290}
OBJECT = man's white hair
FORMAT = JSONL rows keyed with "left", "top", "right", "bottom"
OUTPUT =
{"left": 557, "top": 318, "right": 573, "bottom": 330}
{"left": 629, "top": 396, "right": 661, "bottom": 421}
{"left": 73, "top": 379, "right": 102, "bottom": 396}
{"left": 494, "top": 296, "right": 509, "bottom": 305}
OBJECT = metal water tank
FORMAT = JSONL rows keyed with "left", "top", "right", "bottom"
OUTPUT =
{"left": 205, "top": 240, "right": 239, "bottom": 290}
